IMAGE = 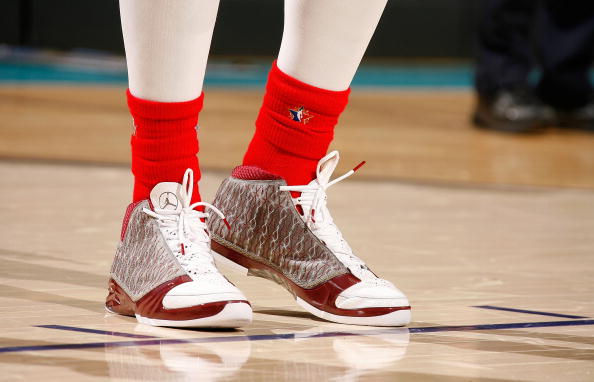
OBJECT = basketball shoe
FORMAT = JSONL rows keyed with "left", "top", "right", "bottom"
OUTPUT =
{"left": 209, "top": 151, "right": 411, "bottom": 326}
{"left": 106, "top": 169, "right": 252, "bottom": 328}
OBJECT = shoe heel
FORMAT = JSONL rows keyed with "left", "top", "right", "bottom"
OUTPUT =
{"left": 105, "top": 278, "right": 136, "bottom": 316}
{"left": 212, "top": 250, "right": 249, "bottom": 276}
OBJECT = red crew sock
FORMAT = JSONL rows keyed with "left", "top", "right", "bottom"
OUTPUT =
{"left": 243, "top": 61, "right": 350, "bottom": 186}
{"left": 128, "top": 90, "right": 203, "bottom": 203}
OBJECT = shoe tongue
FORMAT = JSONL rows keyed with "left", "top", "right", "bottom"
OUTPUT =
{"left": 150, "top": 182, "right": 184, "bottom": 213}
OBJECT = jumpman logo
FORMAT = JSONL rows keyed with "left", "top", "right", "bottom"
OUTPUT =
{"left": 159, "top": 192, "right": 179, "bottom": 210}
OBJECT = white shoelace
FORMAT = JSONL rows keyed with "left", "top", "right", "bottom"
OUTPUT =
{"left": 142, "top": 169, "right": 229, "bottom": 280}
{"left": 280, "top": 159, "right": 388, "bottom": 285}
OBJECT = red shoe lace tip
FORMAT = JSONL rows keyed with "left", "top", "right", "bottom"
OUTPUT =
{"left": 223, "top": 218, "right": 231, "bottom": 230}
{"left": 353, "top": 161, "right": 366, "bottom": 172}
{"left": 310, "top": 209, "right": 316, "bottom": 223}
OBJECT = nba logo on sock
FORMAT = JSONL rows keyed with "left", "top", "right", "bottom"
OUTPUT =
{"left": 288, "top": 106, "right": 313, "bottom": 124}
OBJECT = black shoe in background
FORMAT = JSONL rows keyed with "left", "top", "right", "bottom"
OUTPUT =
{"left": 553, "top": 97, "right": 594, "bottom": 132}
{"left": 472, "top": 88, "right": 552, "bottom": 133}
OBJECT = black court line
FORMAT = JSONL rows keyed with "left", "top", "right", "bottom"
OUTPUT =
{"left": 1, "top": 319, "right": 592, "bottom": 354}
{"left": 473, "top": 305, "right": 588, "bottom": 319}
{"left": 35, "top": 325, "right": 158, "bottom": 339}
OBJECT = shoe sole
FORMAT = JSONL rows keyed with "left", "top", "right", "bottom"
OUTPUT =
{"left": 132, "top": 303, "right": 253, "bottom": 328}
{"left": 211, "top": 248, "right": 411, "bottom": 327}
{"left": 106, "top": 277, "right": 252, "bottom": 328}
{"left": 295, "top": 297, "right": 411, "bottom": 326}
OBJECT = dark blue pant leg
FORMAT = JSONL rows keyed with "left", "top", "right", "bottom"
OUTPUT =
{"left": 475, "top": 0, "right": 538, "bottom": 97}
{"left": 536, "top": 1, "right": 594, "bottom": 109}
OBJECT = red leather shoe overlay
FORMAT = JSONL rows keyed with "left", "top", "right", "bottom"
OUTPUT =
{"left": 212, "top": 240, "right": 411, "bottom": 317}
{"left": 106, "top": 276, "right": 250, "bottom": 321}
{"left": 106, "top": 278, "right": 136, "bottom": 316}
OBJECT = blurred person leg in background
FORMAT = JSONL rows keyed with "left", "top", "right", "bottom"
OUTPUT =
{"left": 536, "top": 1, "right": 594, "bottom": 131}
{"left": 473, "top": 0, "right": 550, "bottom": 133}
{"left": 473, "top": 0, "right": 594, "bottom": 133}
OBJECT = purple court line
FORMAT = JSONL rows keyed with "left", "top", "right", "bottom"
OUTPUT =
{"left": 35, "top": 325, "right": 158, "bottom": 339}
{"left": 473, "top": 305, "right": 588, "bottom": 319}
{"left": 1, "top": 319, "right": 592, "bottom": 354}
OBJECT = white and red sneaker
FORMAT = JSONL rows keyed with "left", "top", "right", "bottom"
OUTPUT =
{"left": 106, "top": 169, "right": 252, "bottom": 328}
{"left": 209, "top": 151, "right": 411, "bottom": 326}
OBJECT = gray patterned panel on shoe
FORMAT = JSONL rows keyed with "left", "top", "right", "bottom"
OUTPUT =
{"left": 208, "top": 177, "right": 348, "bottom": 289}
{"left": 110, "top": 200, "right": 186, "bottom": 301}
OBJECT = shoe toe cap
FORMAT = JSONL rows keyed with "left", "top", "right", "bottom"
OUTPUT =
{"left": 163, "top": 280, "right": 248, "bottom": 309}
{"left": 335, "top": 282, "right": 409, "bottom": 310}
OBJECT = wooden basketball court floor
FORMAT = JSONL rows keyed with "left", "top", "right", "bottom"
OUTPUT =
{"left": 1, "top": 85, "right": 594, "bottom": 381}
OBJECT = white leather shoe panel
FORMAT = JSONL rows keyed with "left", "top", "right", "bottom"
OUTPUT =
{"left": 163, "top": 292, "right": 247, "bottom": 309}
{"left": 166, "top": 279, "right": 240, "bottom": 296}
{"left": 335, "top": 282, "right": 409, "bottom": 309}
{"left": 163, "top": 280, "right": 247, "bottom": 309}
{"left": 335, "top": 295, "right": 410, "bottom": 309}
